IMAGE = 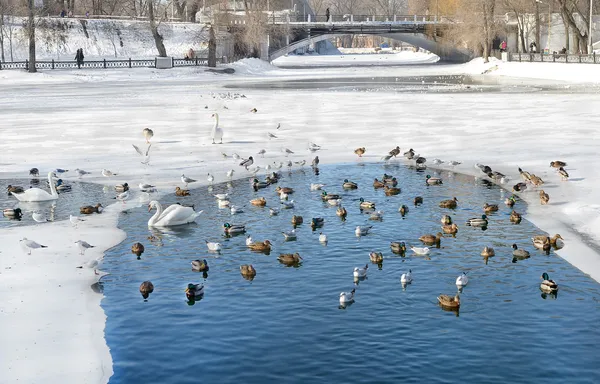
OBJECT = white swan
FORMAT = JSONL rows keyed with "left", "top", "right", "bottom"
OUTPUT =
{"left": 12, "top": 172, "right": 58, "bottom": 202}
{"left": 147, "top": 200, "right": 202, "bottom": 227}
{"left": 211, "top": 113, "right": 223, "bottom": 144}
{"left": 456, "top": 272, "right": 469, "bottom": 287}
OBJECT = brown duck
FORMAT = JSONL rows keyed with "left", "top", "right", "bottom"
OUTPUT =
{"left": 291, "top": 215, "right": 304, "bottom": 225}
{"left": 441, "top": 223, "right": 458, "bottom": 234}
{"left": 80, "top": 203, "right": 103, "bottom": 214}
{"left": 384, "top": 185, "right": 401, "bottom": 196}
{"left": 240, "top": 264, "right": 257, "bottom": 279}
{"left": 251, "top": 197, "right": 267, "bottom": 206}
{"left": 483, "top": 203, "right": 499, "bottom": 213}
{"left": 373, "top": 178, "right": 385, "bottom": 188}
{"left": 131, "top": 242, "right": 145, "bottom": 257}
{"left": 439, "top": 197, "right": 458, "bottom": 208}
{"left": 437, "top": 293, "right": 460, "bottom": 309}
{"left": 277, "top": 253, "right": 303, "bottom": 265}
{"left": 248, "top": 240, "right": 272, "bottom": 252}
{"left": 139, "top": 281, "right": 154, "bottom": 299}
{"left": 175, "top": 187, "right": 190, "bottom": 196}
{"left": 354, "top": 147, "right": 366, "bottom": 157}
{"left": 539, "top": 190, "right": 549, "bottom": 205}
{"left": 510, "top": 210, "right": 522, "bottom": 223}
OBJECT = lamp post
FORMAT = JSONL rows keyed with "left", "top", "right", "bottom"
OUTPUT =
{"left": 588, "top": 0, "right": 594, "bottom": 54}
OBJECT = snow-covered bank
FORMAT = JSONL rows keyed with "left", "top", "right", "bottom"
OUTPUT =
{"left": 2, "top": 56, "right": 600, "bottom": 382}
{"left": 272, "top": 50, "right": 439, "bottom": 67}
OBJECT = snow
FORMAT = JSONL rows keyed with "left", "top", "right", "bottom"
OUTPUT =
{"left": 272, "top": 50, "right": 439, "bottom": 67}
{"left": 2, "top": 52, "right": 600, "bottom": 382}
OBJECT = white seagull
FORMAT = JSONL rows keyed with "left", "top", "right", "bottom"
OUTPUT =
{"left": 282, "top": 229, "right": 297, "bottom": 241}
{"left": 456, "top": 272, "right": 469, "bottom": 287}
{"left": 319, "top": 232, "right": 328, "bottom": 243}
{"left": 214, "top": 193, "right": 229, "bottom": 200}
{"left": 207, "top": 173, "right": 214, "bottom": 185}
{"left": 339, "top": 288, "right": 355, "bottom": 304}
{"left": 70, "top": 214, "right": 85, "bottom": 227}
{"left": 400, "top": 269, "right": 413, "bottom": 284}
{"left": 20, "top": 237, "right": 48, "bottom": 255}
{"left": 32, "top": 211, "right": 50, "bottom": 222}
{"left": 411, "top": 246, "right": 430, "bottom": 255}
{"left": 227, "top": 169, "right": 235, "bottom": 179}
{"left": 205, "top": 240, "right": 222, "bottom": 252}
{"left": 75, "top": 240, "right": 95, "bottom": 255}
{"left": 102, "top": 169, "right": 117, "bottom": 177}
{"left": 181, "top": 174, "right": 197, "bottom": 186}
{"left": 74, "top": 168, "right": 91, "bottom": 178}
{"left": 353, "top": 264, "right": 368, "bottom": 278}
{"left": 355, "top": 226, "right": 373, "bottom": 236}
{"left": 115, "top": 190, "right": 130, "bottom": 201}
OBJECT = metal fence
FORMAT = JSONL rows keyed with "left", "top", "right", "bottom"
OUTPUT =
{"left": 0, "top": 57, "right": 221, "bottom": 71}
{"left": 508, "top": 52, "right": 599, "bottom": 64}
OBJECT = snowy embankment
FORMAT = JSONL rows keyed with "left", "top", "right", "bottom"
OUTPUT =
{"left": 273, "top": 50, "right": 439, "bottom": 67}
{"left": 1, "top": 55, "right": 600, "bottom": 383}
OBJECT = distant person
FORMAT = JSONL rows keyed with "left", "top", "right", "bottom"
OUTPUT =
{"left": 530, "top": 42, "right": 537, "bottom": 53}
{"left": 85, "top": 11, "right": 89, "bottom": 18}
{"left": 500, "top": 40, "right": 507, "bottom": 52}
{"left": 560, "top": 47, "right": 567, "bottom": 54}
{"left": 325, "top": 8, "right": 330, "bottom": 22}
{"left": 75, "top": 48, "right": 84, "bottom": 69}
{"left": 60, "top": 9, "right": 66, "bottom": 17}
{"left": 68, "top": 10, "right": 73, "bottom": 17}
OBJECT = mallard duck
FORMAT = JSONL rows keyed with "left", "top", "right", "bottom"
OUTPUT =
{"left": 403, "top": 148, "right": 415, "bottom": 160}
{"left": 353, "top": 264, "right": 368, "bottom": 278}
{"left": 139, "top": 281, "right": 154, "bottom": 299}
{"left": 248, "top": 240, "right": 272, "bottom": 252}
{"left": 355, "top": 225, "right": 372, "bottom": 236}
{"left": 291, "top": 215, "right": 303, "bottom": 225}
{"left": 384, "top": 186, "right": 401, "bottom": 196}
{"left": 513, "top": 182, "right": 527, "bottom": 192}
{"left": 339, "top": 288, "right": 355, "bottom": 304}
{"left": 411, "top": 246, "right": 430, "bottom": 255}
{"left": 385, "top": 177, "right": 398, "bottom": 187}
{"left": 369, "top": 252, "right": 383, "bottom": 263}
{"left": 382, "top": 173, "right": 394, "bottom": 182}
{"left": 400, "top": 269, "right": 412, "bottom": 284}
{"left": 250, "top": 197, "right": 267, "bottom": 206}
{"left": 240, "top": 264, "right": 257, "bottom": 279}
{"left": 185, "top": 283, "right": 204, "bottom": 299}
{"left": 486, "top": 171, "right": 505, "bottom": 181}
{"left": 389, "top": 146, "right": 401, "bottom": 157}
{"left": 223, "top": 223, "right": 246, "bottom": 234}
{"left": 336, "top": 206, "right": 347, "bottom": 218}
{"left": 456, "top": 272, "right": 469, "bottom": 287}
{"left": 282, "top": 229, "right": 297, "bottom": 240}
{"left": 80, "top": 203, "right": 103, "bottom": 214}
{"left": 518, "top": 167, "right": 532, "bottom": 182}
{"left": 466, "top": 215, "right": 488, "bottom": 227}
{"left": 510, "top": 210, "right": 522, "bottom": 223}
{"left": 419, "top": 232, "right": 443, "bottom": 246}
{"left": 278, "top": 253, "right": 303, "bottom": 265}
{"left": 359, "top": 198, "right": 375, "bottom": 209}
{"left": 540, "top": 272, "right": 558, "bottom": 292}
{"left": 425, "top": 175, "right": 443, "bottom": 185}
{"left": 441, "top": 215, "right": 452, "bottom": 225}
{"left": 191, "top": 259, "right": 209, "bottom": 272}
{"left": 505, "top": 196, "right": 516, "bottom": 207}
{"left": 437, "top": 293, "right": 460, "bottom": 309}
{"left": 29, "top": 167, "right": 39, "bottom": 176}
{"left": 512, "top": 244, "right": 530, "bottom": 258}
{"left": 399, "top": 205, "right": 409, "bottom": 217}
{"left": 533, "top": 233, "right": 563, "bottom": 247}
{"left": 55, "top": 179, "right": 71, "bottom": 192}
{"left": 275, "top": 186, "right": 294, "bottom": 194}
{"left": 483, "top": 203, "right": 499, "bottom": 213}
{"left": 321, "top": 191, "right": 341, "bottom": 201}
{"left": 115, "top": 183, "right": 129, "bottom": 192}
{"left": 311, "top": 217, "right": 324, "bottom": 229}
{"left": 175, "top": 187, "right": 190, "bottom": 196}
{"left": 354, "top": 147, "right": 366, "bottom": 157}
{"left": 481, "top": 246, "right": 495, "bottom": 257}
{"left": 342, "top": 179, "right": 358, "bottom": 189}
{"left": 3, "top": 207, "right": 23, "bottom": 219}
{"left": 131, "top": 242, "right": 145, "bottom": 257}
{"left": 533, "top": 237, "right": 552, "bottom": 254}
{"left": 439, "top": 197, "right": 458, "bottom": 208}
{"left": 7, "top": 185, "right": 25, "bottom": 194}
{"left": 529, "top": 174, "right": 544, "bottom": 187}
{"left": 441, "top": 223, "right": 458, "bottom": 234}
{"left": 539, "top": 190, "right": 549, "bottom": 205}
{"left": 252, "top": 179, "right": 269, "bottom": 189}
{"left": 558, "top": 167, "right": 569, "bottom": 181}
{"left": 391, "top": 242, "right": 407, "bottom": 254}
{"left": 550, "top": 160, "right": 567, "bottom": 168}
{"left": 373, "top": 178, "right": 385, "bottom": 188}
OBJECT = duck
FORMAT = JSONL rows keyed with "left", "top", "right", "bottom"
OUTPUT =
{"left": 384, "top": 177, "right": 398, "bottom": 187}
{"left": 310, "top": 183, "right": 325, "bottom": 191}
{"left": 275, "top": 186, "right": 294, "bottom": 194}
{"left": 505, "top": 196, "right": 516, "bottom": 207}
{"left": 355, "top": 225, "right": 373, "bottom": 236}
{"left": 381, "top": 174, "right": 394, "bottom": 182}
{"left": 513, "top": 182, "right": 528, "bottom": 192}
{"left": 80, "top": 203, "right": 103, "bottom": 214}
{"left": 131, "top": 242, "right": 145, "bottom": 257}
{"left": 277, "top": 253, "right": 303, "bottom": 265}
{"left": 384, "top": 185, "right": 401, "bottom": 196}
{"left": 512, "top": 244, "right": 530, "bottom": 258}
{"left": 3, "top": 207, "right": 23, "bottom": 219}
{"left": 250, "top": 197, "right": 267, "bottom": 206}
{"left": 481, "top": 246, "right": 495, "bottom": 257}
{"left": 369, "top": 252, "right": 383, "bottom": 263}
{"left": 389, "top": 146, "right": 401, "bottom": 157}
{"left": 510, "top": 210, "right": 522, "bottom": 223}
{"left": 550, "top": 161, "right": 567, "bottom": 168}
{"left": 441, "top": 215, "right": 452, "bottom": 225}
{"left": 486, "top": 171, "right": 505, "bottom": 181}
{"left": 115, "top": 183, "right": 129, "bottom": 192}
{"left": 359, "top": 198, "right": 375, "bottom": 209}
{"left": 533, "top": 233, "right": 563, "bottom": 247}
{"left": 252, "top": 179, "right": 269, "bottom": 189}
{"left": 175, "top": 187, "right": 190, "bottom": 196}
{"left": 419, "top": 232, "right": 443, "bottom": 246}
{"left": 248, "top": 240, "right": 272, "bottom": 252}
{"left": 282, "top": 229, "right": 297, "bottom": 240}
{"left": 139, "top": 281, "right": 154, "bottom": 299}
{"left": 342, "top": 179, "right": 358, "bottom": 189}
{"left": 466, "top": 215, "right": 488, "bottom": 227}
{"left": 336, "top": 206, "right": 347, "bottom": 218}
{"left": 185, "top": 283, "right": 204, "bottom": 299}
{"left": 558, "top": 167, "right": 569, "bottom": 181}
{"left": 29, "top": 167, "right": 39, "bottom": 176}
{"left": 403, "top": 148, "right": 415, "bottom": 160}
{"left": 540, "top": 272, "right": 558, "bottom": 292}
{"left": 353, "top": 264, "right": 368, "bottom": 278}
{"left": 223, "top": 223, "right": 246, "bottom": 234}
{"left": 191, "top": 259, "right": 209, "bottom": 272}
{"left": 55, "top": 179, "right": 71, "bottom": 192}
{"left": 354, "top": 147, "right": 366, "bottom": 157}
{"left": 399, "top": 205, "right": 409, "bottom": 217}
{"left": 425, "top": 175, "right": 443, "bottom": 185}
{"left": 441, "top": 223, "right": 458, "bottom": 234}
{"left": 142, "top": 127, "right": 154, "bottom": 143}
{"left": 411, "top": 246, "right": 430, "bottom": 255}
{"left": 319, "top": 232, "right": 327, "bottom": 243}
{"left": 539, "top": 190, "right": 549, "bottom": 205}
{"left": 483, "top": 203, "right": 499, "bottom": 213}
{"left": 518, "top": 167, "right": 532, "bottom": 182}
{"left": 529, "top": 174, "right": 544, "bottom": 187}
{"left": 438, "top": 293, "right": 460, "bottom": 309}
{"left": 373, "top": 178, "right": 385, "bottom": 188}
{"left": 7, "top": 185, "right": 25, "bottom": 194}
{"left": 532, "top": 237, "right": 552, "bottom": 254}
{"left": 455, "top": 272, "right": 469, "bottom": 287}
{"left": 391, "top": 242, "right": 407, "bottom": 254}
{"left": 339, "top": 288, "right": 355, "bottom": 304}
{"left": 205, "top": 240, "right": 222, "bottom": 252}
{"left": 400, "top": 269, "right": 413, "bottom": 284}
{"left": 311, "top": 217, "right": 325, "bottom": 229}
{"left": 291, "top": 215, "right": 303, "bottom": 225}
{"left": 240, "top": 264, "right": 257, "bottom": 279}
{"left": 439, "top": 197, "right": 458, "bottom": 208}
{"left": 321, "top": 191, "right": 341, "bottom": 201}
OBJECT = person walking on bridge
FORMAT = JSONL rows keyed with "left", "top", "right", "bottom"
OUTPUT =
{"left": 325, "top": 8, "right": 330, "bottom": 22}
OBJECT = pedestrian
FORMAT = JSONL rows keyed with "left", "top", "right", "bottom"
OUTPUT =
{"left": 85, "top": 11, "right": 89, "bottom": 18}
{"left": 500, "top": 40, "right": 507, "bottom": 52}
{"left": 325, "top": 8, "right": 330, "bottom": 22}
{"left": 530, "top": 42, "right": 537, "bottom": 53}
{"left": 60, "top": 9, "right": 66, "bottom": 17}
{"left": 75, "top": 48, "right": 84, "bottom": 69}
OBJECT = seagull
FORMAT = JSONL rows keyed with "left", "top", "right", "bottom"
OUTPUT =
{"left": 282, "top": 229, "right": 297, "bottom": 240}
{"left": 222, "top": 152, "right": 230, "bottom": 159}
{"left": 432, "top": 159, "right": 444, "bottom": 165}
{"left": 245, "top": 236, "right": 253, "bottom": 246}
{"left": 269, "top": 208, "right": 279, "bottom": 216}
{"left": 286, "top": 161, "right": 293, "bottom": 170}
{"left": 268, "top": 132, "right": 277, "bottom": 140}
{"left": 274, "top": 162, "right": 283, "bottom": 169}
{"left": 69, "top": 215, "right": 85, "bottom": 228}
{"left": 205, "top": 240, "right": 222, "bottom": 252}
{"left": 448, "top": 161, "right": 461, "bottom": 166}
{"left": 207, "top": 173, "right": 214, "bottom": 185}
{"left": 353, "top": 264, "right": 368, "bottom": 278}
{"left": 54, "top": 168, "right": 68, "bottom": 174}
{"left": 227, "top": 169, "right": 235, "bottom": 179}
{"left": 20, "top": 237, "right": 47, "bottom": 255}
{"left": 319, "top": 232, "right": 327, "bottom": 243}
{"left": 401, "top": 270, "right": 413, "bottom": 284}
{"left": 76, "top": 258, "right": 100, "bottom": 274}
{"left": 239, "top": 156, "right": 254, "bottom": 169}
{"left": 339, "top": 288, "right": 355, "bottom": 304}
{"left": 232, "top": 153, "right": 241, "bottom": 161}
{"left": 411, "top": 246, "right": 430, "bottom": 255}
{"left": 258, "top": 149, "right": 266, "bottom": 157}
{"left": 75, "top": 240, "right": 95, "bottom": 255}
{"left": 214, "top": 193, "right": 229, "bottom": 200}
{"left": 276, "top": 123, "right": 281, "bottom": 130}
{"left": 32, "top": 211, "right": 50, "bottom": 222}
{"left": 283, "top": 148, "right": 294, "bottom": 156}
{"left": 132, "top": 143, "right": 151, "bottom": 157}
{"left": 355, "top": 226, "right": 373, "bottom": 236}
{"left": 309, "top": 142, "right": 321, "bottom": 150}
{"left": 230, "top": 205, "right": 244, "bottom": 214}
{"left": 139, "top": 183, "right": 155, "bottom": 191}
{"left": 181, "top": 174, "right": 197, "bottom": 187}
{"left": 74, "top": 169, "right": 91, "bottom": 178}
{"left": 294, "top": 160, "right": 306, "bottom": 167}
{"left": 310, "top": 183, "right": 325, "bottom": 191}
{"left": 281, "top": 200, "right": 295, "bottom": 209}
{"left": 102, "top": 169, "right": 117, "bottom": 177}
{"left": 312, "top": 156, "right": 319, "bottom": 167}
{"left": 115, "top": 190, "right": 130, "bottom": 201}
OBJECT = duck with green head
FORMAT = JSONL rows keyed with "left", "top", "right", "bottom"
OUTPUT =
{"left": 321, "top": 191, "right": 341, "bottom": 201}
{"left": 466, "top": 214, "right": 488, "bottom": 227}
{"left": 359, "top": 197, "right": 375, "bottom": 209}
{"left": 185, "top": 283, "right": 204, "bottom": 299}
{"left": 540, "top": 272, "right": 558, "bottom": 292}
{"left": 425, "top": 175, "right": 443, "bottom": 185}
{"left": 399, "top": 205, "right": 409, "bottom": 217}
{"left": 342, "top": 179, "right": 358, "bottom": 189}
{"left": 224, "top": 223, "right": 246, "bottom": 234}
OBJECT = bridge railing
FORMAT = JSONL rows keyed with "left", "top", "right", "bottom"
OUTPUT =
{"left": 0, "top": 57, "right": 222, "bottom": 71}
{"left": 224, "top": 13, "right": 450, "bottom": 25}
{"left": 509, "top": 52, "right": 599, "bottom": 64}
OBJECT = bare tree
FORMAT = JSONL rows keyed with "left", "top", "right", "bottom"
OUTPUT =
{"left": 27, "top": 0, "right": 36, "bottom": 71}
{"left": 504, "top": 0, "right": 530, "bottom": 52}
{"left": 148, "top": 0, "right": 167, "bottom": 56}
{"left": 556, "top": 0, "right": 591, "bottom": 53}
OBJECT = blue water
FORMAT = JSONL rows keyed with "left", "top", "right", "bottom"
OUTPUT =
{"left": 101, "top": 163, "right": 600, "bottom": 384}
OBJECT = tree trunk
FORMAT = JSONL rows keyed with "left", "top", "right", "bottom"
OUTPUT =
{"left": 208, "top": 25, "right": 216, "bottom": 67}
{"left": 534, "top": 0, "right": 541, "bottom": 49}
{"left": 28, "top": 0, "right": 36, "bottom": 72}
{"left": 0, "top": 12, "right": 5, "bottom": 62}
{"left": 148, "top": 0, "right": 167, "bottom": 57}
